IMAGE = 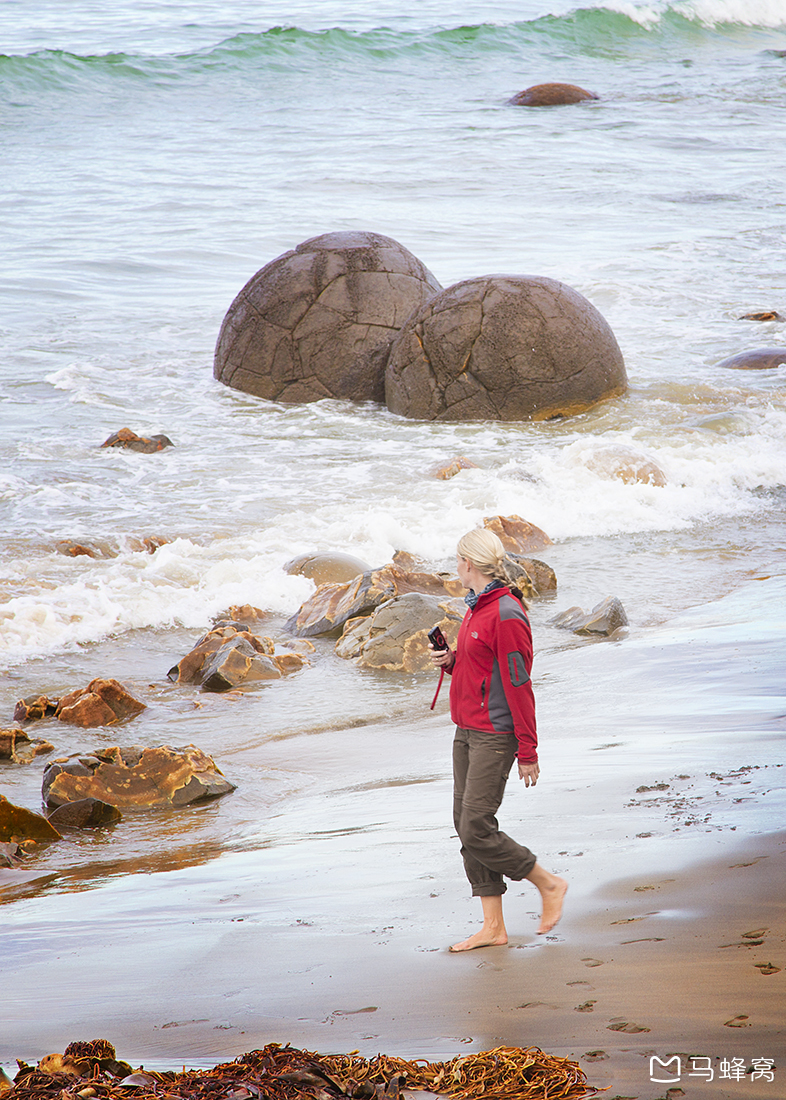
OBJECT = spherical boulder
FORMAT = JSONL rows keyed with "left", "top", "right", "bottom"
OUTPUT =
{"left": 509, "top": 83, "right": 598, "bottom": 107}
{"left": 214, "top": 231, "right": 442, "bottom": 404}
{"left": 385, "top": 275, "right": 627, "bottom": 421}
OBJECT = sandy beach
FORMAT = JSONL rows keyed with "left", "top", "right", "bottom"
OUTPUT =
{"left": 3, "top": 577, "right": 784, "bottom": 1100}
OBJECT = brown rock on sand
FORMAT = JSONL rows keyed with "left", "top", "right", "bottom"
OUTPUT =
{"left": 385, "top": 275, "right": 627, "bottom": 422}
{"left": 509, "top": 82, "right": 599, "bottom": 107}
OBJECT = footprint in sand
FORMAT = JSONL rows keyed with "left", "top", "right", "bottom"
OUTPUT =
{"left": 754, "top": 962, "right": 781, "bottom": 975}
{"left": 581, "top": 958, "right": 604, "bottom": 967}
{"left": 724, "top": 1015, "right": 750, "bottom": 1027}
{"left": 607, "top": 1018, "right": 651, "bottom": 1033}
{"left": 742, "top": 927, "right": 769, "bottom": 938}
{"left": 574, "top": 1000, "right": 597, "bottom": 1012}
{"left": 583, "top": 1051, "right": 609, "bottom": 1062}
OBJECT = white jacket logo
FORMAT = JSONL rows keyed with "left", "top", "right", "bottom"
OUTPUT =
{"left": 471, "top": 631, "right": 478, "bottom": 638}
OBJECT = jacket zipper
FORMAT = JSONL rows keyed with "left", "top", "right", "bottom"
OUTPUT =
{"left": 480, "top": 678, "right": 486, "bottom": 708}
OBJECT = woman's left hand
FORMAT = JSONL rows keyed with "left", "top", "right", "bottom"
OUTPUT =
{"left": 518, "top": 761, "right": 540, "bottom": 786}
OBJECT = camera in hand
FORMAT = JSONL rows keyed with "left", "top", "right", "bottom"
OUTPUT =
{"left": 427, "top": 625, "right": 448, "bottom": 651}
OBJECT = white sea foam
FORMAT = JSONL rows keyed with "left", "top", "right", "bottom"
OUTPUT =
{"left": 597, "top": 0, "right": 786, "bottom": 27}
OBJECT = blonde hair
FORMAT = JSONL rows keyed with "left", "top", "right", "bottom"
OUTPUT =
{"left": 457, "top": 527, "right": 527, "bottom": 604}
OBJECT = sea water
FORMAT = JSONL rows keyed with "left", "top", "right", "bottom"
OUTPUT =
{"left": 1, "top": 0, "right": 785, "bottom": 913}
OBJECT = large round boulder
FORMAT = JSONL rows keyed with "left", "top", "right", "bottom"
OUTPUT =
{"left": 385, "top": 275, "right": 627, "bottom": 421}
{"left": 214, "top": 231, "right": 442, "bottom": 404}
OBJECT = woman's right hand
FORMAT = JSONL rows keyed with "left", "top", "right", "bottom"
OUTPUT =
{"left": 429, "top": 646, "right": 454, "bottom": 668}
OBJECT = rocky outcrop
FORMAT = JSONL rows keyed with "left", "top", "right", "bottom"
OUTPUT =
{"left": 54, "top": 679, "right": 147, "bottom": 728}
{"left": 42, "top": 744, "right": 236, "bottom": 810}
{"left": 739, "top": 311, "right": 784, "bottom": 322}
{"left": 509, "top": 83, "right": 599, "bottom": 107}
{"left": 13, "top": 696, "right": 58, "bottom": 722}
{"left": 285, "top": 564, "right": 464, "bottom": 637}
{"left": 168, "top": 625, "right": 307, "bottom": 691}
{"left": 385, "top": 275, "right": 627, "bottom": 421}
{"left": 584, "top": 446, "right": 667, "bottom": 487}
{"left": 483, "top": 514, "right": 552, "bottom": 554}
{"left": 0, "top": 728, "right": 54, "bottom": 764}
{"left": 335, "top": 593, "right": 466, "bottom": 671}
{"left": 550, "top": 596, "right": 628, "bottom": 636}
{"left": 716, "top": 347, "right": 786, "bottom": 370}
{"left": 214, "top": 231, "right": 442, "bottom": 404}
{"left": 101, "top": 427, "right": 174, "bottom": 452}
{"left": 284, "top": 552, "right": 372, "bottom": 585}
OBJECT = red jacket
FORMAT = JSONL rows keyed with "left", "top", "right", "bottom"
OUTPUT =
{"left": 447, "top": 586, "right": 538, "bottom": 764}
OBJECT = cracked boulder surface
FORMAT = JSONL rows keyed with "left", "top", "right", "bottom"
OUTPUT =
{"left": 384, "top": 275, "right": 627, "bottom": 421}
{"left": 214, "top": 231, "right": 442, "bottom": 404}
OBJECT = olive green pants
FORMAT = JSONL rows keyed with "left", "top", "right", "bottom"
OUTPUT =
{"left": 452, "top": 726, "right": 537, "bottom": 897}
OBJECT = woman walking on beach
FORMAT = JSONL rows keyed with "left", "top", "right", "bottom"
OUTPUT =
{"left": 431, "top": 528, "right": 567, "bottom": 952}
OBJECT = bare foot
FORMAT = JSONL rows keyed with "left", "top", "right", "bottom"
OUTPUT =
{"left": 449, "top": 929, "right": 508, "bottom": 953}
{"left": 536, "top": 876, "right": 568, "bottom": 934}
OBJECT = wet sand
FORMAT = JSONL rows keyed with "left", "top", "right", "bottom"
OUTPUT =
{"left": 2, "top": 579, "right": 785, "bottom": 1100}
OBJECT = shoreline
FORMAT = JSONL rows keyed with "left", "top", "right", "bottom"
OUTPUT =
{"left": 3, "top": 578, "right": 785, "bottom": 1100}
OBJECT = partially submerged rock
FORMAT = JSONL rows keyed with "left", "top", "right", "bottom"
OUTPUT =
{"left": 429, "top": 455, "right": 480, "bottom": 480}
{"left": 214, "top": 230, "right": 442, "bottom": 404}
{"left": 483, "top": 514, "right": 552, "bottom": 553}
{"left": 284, "top": 552, "right": 372, "bottom": 585}
{"left": 0, "top": 728, "right": 54, "bottom": 764}
{"left": 286, "top": 564, "right": 464, "bottom": 638}
{"left": 101, "top": 427, "right": 174, "bottom": 452}
{"left": 47, "top": 798, "right": 122, "bottom": 829}
{"left": 168, "top": 625, "right": 307, "bottom": 691}
{"left": 385, "top": 275, "right": 627, "bottom": 421}
{"left": 716, "top": 347, "right": 786, "bottom": 370}
{"left": 509, "top": 82, "right": 599, "bottom": 107}
{"left": 55, "top": 679, "right": 147, "bottom": 728}
{"left": 0, "top": 793, "right": 62, "bottom": 845}
{"left": 550, "top": 596, "right": 628, "bottom": 636}
{"left": 336, "top": 592, "right": 465, "bottom": 671}
{"left": 739, "top": 310, "right": 784, "bottom": 322}
{"left": 584, "top": 446, "right": 667, "bottom": 487}
{"left": 42, "top": 744, "right": 236, "bottom": 810}
{"left": 14, "top": 681, "right": 146, "bottom": 728}
{"left": 56, "top": 539, "right": 116, "bottom": 559}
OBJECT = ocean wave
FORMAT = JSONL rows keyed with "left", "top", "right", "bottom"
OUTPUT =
{"left": 1, "top": 1, "right": 782, "bottom": 86}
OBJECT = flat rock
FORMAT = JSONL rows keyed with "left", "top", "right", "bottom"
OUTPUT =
{"left": 385, "top": 275, "right": 627, "bottom": 421}
{"left": 42, "top": 744, "right": 236, "bottom": 810}
{"left": 429, "top": 455, "right": 480, "bottom": 480}
{"left": 214, "top": 231, "right": 442, "bottom": 404}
